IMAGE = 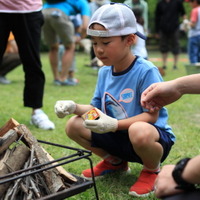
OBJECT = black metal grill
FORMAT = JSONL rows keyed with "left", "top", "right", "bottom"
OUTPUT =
{"left": 0, "top": 140, "right": 99, "bottom": 200}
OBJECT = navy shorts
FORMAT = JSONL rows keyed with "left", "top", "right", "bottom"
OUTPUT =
{"left": 91, "top": 124, "right": 174, "bottom": 163}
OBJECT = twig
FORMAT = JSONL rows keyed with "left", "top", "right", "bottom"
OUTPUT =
{"left": 30, "top": 178, "right": 41, "bottom": 198}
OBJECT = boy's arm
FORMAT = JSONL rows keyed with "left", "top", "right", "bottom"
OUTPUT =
{"left": 54, "top": 100, "right": 94, "bottom": 118}
{"left": 118, "top": 111, "right": 159, "bottom": 130}
{"left": 83, "top": 109, "right": 159, "bottom": 134}
{"left": 74, "top": 104, "right": 94, "bottom": 116}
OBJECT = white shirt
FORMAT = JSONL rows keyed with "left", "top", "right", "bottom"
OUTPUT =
{"left": 131, "top": 23, "right": 148, "bottom": 59}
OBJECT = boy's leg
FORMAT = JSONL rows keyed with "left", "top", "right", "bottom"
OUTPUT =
{"left": 128, "top": 122, "right": 162, "bottom": 197}
{"left": 66, "top": 116, "right": 130, "bottom": 179}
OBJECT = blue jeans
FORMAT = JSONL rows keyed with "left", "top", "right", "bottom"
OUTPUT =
{"left": 188, "top": 35, "right": 200, "bottom": 63}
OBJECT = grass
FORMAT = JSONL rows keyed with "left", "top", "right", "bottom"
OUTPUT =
{"left": 0, "top": 49, "right": 200, "bottom": 200}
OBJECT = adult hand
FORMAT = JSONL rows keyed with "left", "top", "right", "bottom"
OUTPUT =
{"left": 141, "top": 81, "right": 182, "bottom": 112}
{"left": 54, "top": 100, "right": 76, "bottom": 118}
{"left": 155, "top": 165, "right": 183, "bottom": 198}
{"left": 83, "top": 108, "right": 118, "bottom": 133}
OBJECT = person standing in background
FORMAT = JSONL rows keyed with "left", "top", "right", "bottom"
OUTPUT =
{"left": 57, "top": 14, "right": 83, "bottom": 85}
{"left": 155, "top": 0, "right": 186, "bottom": 70}
{"left": 42, "top": 0, "right": 90, "bottom": 86}
{"left": 0, "top": 0, "right": 55, "bottom": 130}
{"left": 131, "top": 8, "right": 148, "bottom": 59}
{"left": 0, "top": 32, "right": 21, "bottom": 84}
{"left": 187, "top": 0, "right": 200, "bottom": 63}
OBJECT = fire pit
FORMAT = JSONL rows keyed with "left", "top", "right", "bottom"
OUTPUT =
{"left": 0, "top": 119, "right": 99, "bottom": 200}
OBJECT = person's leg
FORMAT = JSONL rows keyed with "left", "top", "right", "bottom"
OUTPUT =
{"left": 171, "top": 30, "right": 180, "bottom": 69}
{"left": 159, "top": 32, "right": 169, "bottom": 69}
{"left": 0, "top": 53, "right": 21, "bottom": 76}
{"left": 42, "top": 9, "right": 60, "bottom": 82}
{"left": 49, "top": 44, "right": 60, "bottom": 81}
{"left": 66, "top": 115, "right": 109, "bottom": 157}
{"left": 59, "top": 43, "right": 75, "bottom": 82}
{"left": 12, "top": 12, "right": 54, "bottom": 130}
{"left": 128, "top": 122, "right": 162, "bottom": 197}
{"left": 12, "top": 12, "right": 45, "bottom": 108}
{"left": 0, "top": 14, "right": 11, "bottom": 66}
{"left": 66, "top": 116, "right": 130, "bottom": 179}
{"left": 53, "top": 9, "right": 75, "bottom": 83}
{"left": 0, "top": 53, "right": 21, "bottom": 84}
{"left": 173, "top": 54, "right": 179, "bottom": 69}
{"left": 162, "top": 52, "right": 168, "bottom": 69}
{"left": 188, "top": 36, "right": 199, "bottom": 64}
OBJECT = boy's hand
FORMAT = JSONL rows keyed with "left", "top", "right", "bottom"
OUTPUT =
{"left": 83, "top": 108, "right": 118, "bottom": 133}
{"left": 54, "top": 100, "right": 76, "bottom": 118}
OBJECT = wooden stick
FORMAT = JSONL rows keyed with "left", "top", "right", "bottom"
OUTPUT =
{"left": 0, "top": 129, "right": 19, "bottom": 155}
{"left": 17, "top": 124, "right": 66, "bottom": 193}
{"left": 42, "top": 147, "right": 77, "bottom": 183}
{"left": 0, "top": 144, "right": 30, "bottom": 196}
{"left": 0, "top": 118, "right": 19, "bottom": 137}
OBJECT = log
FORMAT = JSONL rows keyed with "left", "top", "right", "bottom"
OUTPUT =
{"left": 16, "top": 124, "right": 66, "bottom": 193}
{"left": 0, "top": 144, "right": 30, "bottom": 196}
{"left": 0, "top": 129, "right": 19, "bottom": 155}
{"left": 0, "top": 118, "right": 19, "bottom": 137}
{"left": 42, "top": 148, "right": 77, "bottom": 183}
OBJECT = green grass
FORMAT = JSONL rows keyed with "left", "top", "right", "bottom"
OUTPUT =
{"left": 0, "top": 50, "right": 200, "bottom": 200}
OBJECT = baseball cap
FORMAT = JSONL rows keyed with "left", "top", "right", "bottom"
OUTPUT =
{"left": 87, "top": 3, "right": 147, "bottom": 40}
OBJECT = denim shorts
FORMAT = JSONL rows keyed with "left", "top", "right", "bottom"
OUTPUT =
{"left": 91, "top": 124, "right": 174, "bottom": 163}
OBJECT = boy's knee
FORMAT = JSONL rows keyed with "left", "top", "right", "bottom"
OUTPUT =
{"left": 129, "top": 122, "right": 152, "bottom": 147}
{"left": 65, "top": 116, "right": 80, "bottom": 138}
{"left": 65, "top": 116, "right": 84, "bottom": 139}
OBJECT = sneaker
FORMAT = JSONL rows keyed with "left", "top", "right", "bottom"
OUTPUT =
{"left": 162, "top": 66, "right": 167, "bottom": 70}
{"left": 53, "top": 80, "right": 61, "bottom": 86}
{"left": 30, "top": 109, "right": 55, "bottom": 130}
{"left": 60, "top": 78, "right": 78, "bottom": 86}
{"left": 129, "top": 169, "right": 157, "bottom": 197}
{"left": 81, "top": 160, "right": 130, "bottom": 180}
{"left": 0, "top": 76, "right": 11, "bottom": 84}
{"left": 68, "top": 78, "right": 79, "bottom": 84}
{"left": 173, "top": 66, "right": 178, "bottom": 70}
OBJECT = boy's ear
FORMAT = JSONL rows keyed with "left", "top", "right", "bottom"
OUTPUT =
{"left": 126, "top": 34, "right": 137, "bottom": 46}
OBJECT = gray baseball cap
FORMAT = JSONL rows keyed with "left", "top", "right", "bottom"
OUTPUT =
{"left": 87, "top": 3, "right": 147, "bottom": 40}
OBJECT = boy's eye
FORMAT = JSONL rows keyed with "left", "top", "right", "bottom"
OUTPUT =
{"left": 103, "top": 41, "right": 110, "bottom": 45}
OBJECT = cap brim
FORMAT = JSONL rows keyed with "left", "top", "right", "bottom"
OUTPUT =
{"left": 135, "top": 32, "right": 147, "bottom": 40}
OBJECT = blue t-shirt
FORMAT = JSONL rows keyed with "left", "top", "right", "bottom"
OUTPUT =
{"left": 91, "top": 56, "right": 175, "bottom": 142}
{"left": 43, "top": 0, "right": 90, "bottom": 17}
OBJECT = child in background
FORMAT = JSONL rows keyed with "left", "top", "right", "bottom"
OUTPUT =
{"left": 54, "top": 3, "right": 175, "bottom": 197}
{"left": 131, "top": 8, "right": 148, "bottom": 59}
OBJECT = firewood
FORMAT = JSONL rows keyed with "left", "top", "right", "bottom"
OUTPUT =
{"left": 0, "top": 118, "right": 19, "bottom": 137}
{"left": 42, "top": 147, "right": 77, "bottom": 183}
{"left": 0, "top": 144, "right": 30, "bottom": 196}
{"left": 0, "top": 129, "right": 19, "bottom": 155}
{"left": 16, "top": 124, "right": 66, "bottom": 193}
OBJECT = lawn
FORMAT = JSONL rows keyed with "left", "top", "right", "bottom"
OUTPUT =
{"left": 0, "top": 49, "right": 200, "bottom": 200}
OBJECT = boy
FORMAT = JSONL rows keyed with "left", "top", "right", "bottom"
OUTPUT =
{"left": 54, "top": 3, "right": 175, "bottom": 197}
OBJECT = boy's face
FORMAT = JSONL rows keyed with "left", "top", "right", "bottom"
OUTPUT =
{"left": 90, "top": 24, "right": 134, "bottom": 67}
